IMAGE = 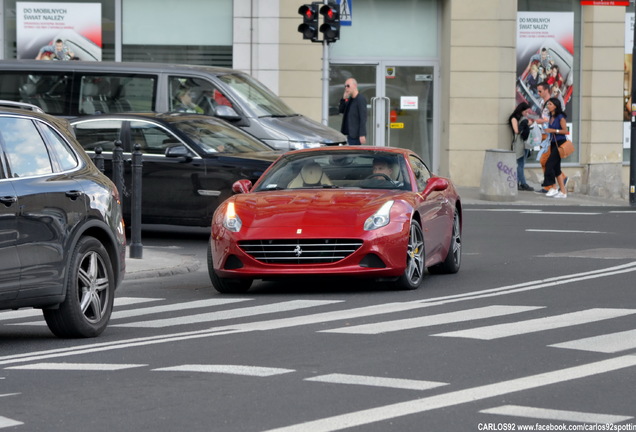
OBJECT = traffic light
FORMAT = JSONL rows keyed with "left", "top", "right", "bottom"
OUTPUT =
{"left": 319, "top": 3, "right": 340, "bottom": 43}
{"left": 298, "top": 4, "right": 319, "bottom": 41}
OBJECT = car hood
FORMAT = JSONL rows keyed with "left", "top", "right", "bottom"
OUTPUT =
{"left": 233, "top": 190, "right": 399, "bottom": 228}
{"left": 258, "top": 115, "right": 346, "bottom": 145}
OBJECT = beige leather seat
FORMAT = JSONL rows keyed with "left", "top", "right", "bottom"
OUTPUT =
{"left": 288, "top": 162, "right": 332, "bottom": 188}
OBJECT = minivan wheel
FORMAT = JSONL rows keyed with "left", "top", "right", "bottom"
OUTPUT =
{"left": 44, "top": 236, "right": 115, "bottom": 338}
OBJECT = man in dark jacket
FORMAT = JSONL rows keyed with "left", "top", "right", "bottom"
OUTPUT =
{"left": 339, "top": 78, "right": 367, "bottom": 145}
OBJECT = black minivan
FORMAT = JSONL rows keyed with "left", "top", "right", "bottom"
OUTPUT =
{"left": 0, "top": 101, "right": 126, "bottom": 338}
{"left": 0, "top": 60, "right": 346, "bottom": 150}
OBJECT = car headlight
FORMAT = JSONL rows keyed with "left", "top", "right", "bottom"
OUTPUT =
{"left": 290, "top": 141, "right": 323, "bottom": 150}
{"left": 364, "top": 200, "right": 394, "bottom": 231}
{"left": 223, "top": 202, "right": 242, "bottom": 232}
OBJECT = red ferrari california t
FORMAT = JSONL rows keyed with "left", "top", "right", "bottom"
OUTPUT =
{"left": 208, "top": 146, "right": 462, "bottom": 293}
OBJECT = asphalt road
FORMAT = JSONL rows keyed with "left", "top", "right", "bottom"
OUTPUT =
{"left": 1, "top": 204, "right": 636, "bottom": 432}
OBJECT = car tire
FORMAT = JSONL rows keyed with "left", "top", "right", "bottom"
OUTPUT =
{"left": 428, "top": 210, "right": 461, "bottom": 275}
{"left": 43, "top": 236, "right": 115, "bottom": 338}
{"left": 207, "top": 242, "right": 252, "bottom": 294}
{"left": 396, "top": 219, "right": 425, "bottom": 290}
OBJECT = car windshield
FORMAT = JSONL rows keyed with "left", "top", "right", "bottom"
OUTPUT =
{"left": 171, "top": 119, "right": 274, "bottom": 154}
{"left": 217, "top": 73, "right": 297, "bottom": 118}
{"left": 254, "top": 150, "right": 411, "bottom": 191}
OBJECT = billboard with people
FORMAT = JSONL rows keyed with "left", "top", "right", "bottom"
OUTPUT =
{"left": 16, "top": 2, "right": 102, "bottom": 61}
{"left": 516, "top": 12, "right": 574, "bottom": 120}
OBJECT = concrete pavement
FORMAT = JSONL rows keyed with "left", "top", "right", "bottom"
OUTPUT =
{"left": 123, "top": 187, "right": 634, "bottom": 281}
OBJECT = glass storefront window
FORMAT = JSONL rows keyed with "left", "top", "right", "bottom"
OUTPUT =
{"left": 122, "top": 0, "right": 232, "bottom": 66}
{"left": 331, "top": 0, "right": 438, "bottom": 59}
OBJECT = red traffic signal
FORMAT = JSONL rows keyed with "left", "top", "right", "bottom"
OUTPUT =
{"left": 319, "top": 4, "right": 340, "bottom": 43}
{"left": 298, "top": 4, "right": 319, "bottom": 41}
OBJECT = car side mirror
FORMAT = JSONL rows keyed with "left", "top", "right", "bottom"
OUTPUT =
{"left": 421, "top": 176, "right": 449, "bottom": 196}
{"left": 232, "top": 179, "right": 253, "bottom": 194}
{"left": 165, "top": 145, "right": 192, "bottom": 162}
{"left": 215, "top": 105, "right": 241, "bottom": 121}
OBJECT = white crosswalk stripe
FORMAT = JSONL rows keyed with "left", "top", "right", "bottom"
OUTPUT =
{"left": 10, "top": 298, "right": 252, "bottom": 326}
{"left": 0, "top": 296, "right": 163, "bottom": 322}
{"left": 153, "top": 364, "right": 295, "bottom": 376}
{"left": 432, "top": 308, "right": 636, "bottom": 340}
{"left": 480, "top": 405, "right": 633, "bottom": 424}
{"left": 5, "top": 363, "right": 146, "bottom": 371}
{"left": 305, "top": 374, "right": 447, "bottom": 391}
{"left": 0, "top": 416, "right": 23, "bottom": 429}
{"left": 321, "top": 305, "right": 543, "bottom": 334}
{"left": 112, "top": 299, "right": 344, "bottom": 328}
{"left": 550, "top": 329, "right": 636, "bottom": 353}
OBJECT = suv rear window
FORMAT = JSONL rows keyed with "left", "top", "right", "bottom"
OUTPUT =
{"left": 0, "top": 116, "right": 53, "bottom": 177}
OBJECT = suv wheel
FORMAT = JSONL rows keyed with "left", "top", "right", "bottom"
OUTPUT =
{"left": 44, "top": 236, "right": 115, "bottom": 338}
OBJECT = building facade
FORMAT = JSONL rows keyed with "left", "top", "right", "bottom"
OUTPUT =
{"left": 1, "top": 0, "right": 631, "bottom": 198}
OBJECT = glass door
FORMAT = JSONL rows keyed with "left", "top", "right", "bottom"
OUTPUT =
{"left": 329, "top": 62, "right": 437, "bottom": 169}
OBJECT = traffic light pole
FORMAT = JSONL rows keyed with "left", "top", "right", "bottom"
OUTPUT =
{"left": 322, "top": 37, "right": 329, "bottom": 126}
{"left": 298, "top": 0, "right": 339, "bottom": 126}
{"left": 321, "top": 0, "right": 330, "bottom": 126}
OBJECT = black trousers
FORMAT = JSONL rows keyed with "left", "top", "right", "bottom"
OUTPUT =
{"left": 542, "top": 138, "right": 565, "bottom": 188}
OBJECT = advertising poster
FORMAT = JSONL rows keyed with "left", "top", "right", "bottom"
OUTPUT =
{"left": 624, "top": 13, "right": 633, "bottom": 149}
{"left": 516, "top": 12, "right": 575, "bottom": 120}
{"left": 16, "top": 2, "right": 102, "bottom": 61}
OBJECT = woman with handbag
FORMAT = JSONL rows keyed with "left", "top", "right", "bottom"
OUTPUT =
{"left": 508, "top": 102, "right": 535, "bottom": 191}
{"left": 541, "top": 97, "right": 569, "bottom": 199}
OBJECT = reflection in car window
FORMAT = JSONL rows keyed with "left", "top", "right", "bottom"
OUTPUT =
{"left": 170, "top": 119, "right": 273, "bottom": 154}
{"left": 40, "top": 124, "right": 78, "bottom": 171}
{"left": 217, "top": 73, "right": 297, "bottom": 117}
{"left": 0, "top": 117, "right": 53, "bottom": 177}
{"left": 130, "top": 121, "right": 179, "bottom": 155}
{"left": 254, "top": 151, "right": 410, "bottom": 192}
{"left": 73, "top": 119, "right": 123, "bottom": 152}
{"left": 409, "top": 155, "right": 432, "bottom": 191}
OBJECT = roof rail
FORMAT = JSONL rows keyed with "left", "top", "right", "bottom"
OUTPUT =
{"left": 0, "top": 100, "right": 45, "bottom": 113}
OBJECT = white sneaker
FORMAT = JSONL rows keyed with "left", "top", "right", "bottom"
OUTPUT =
{"left": 553, "top": 191, "right": 567, "bottom": 199}
{"left": 546, "top": 188, "right": 559, "bottom": 197}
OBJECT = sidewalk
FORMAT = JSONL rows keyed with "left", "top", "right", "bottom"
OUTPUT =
{"left": 457, "top": 186, "right": 631, "bottom": 207}
{"left": 124, "top": 246, "right": 201, "bottom": 281}
{"left": 123, "top": 187, "right": 633, "bottom": 281}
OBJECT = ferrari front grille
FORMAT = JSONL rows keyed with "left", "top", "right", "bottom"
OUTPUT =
{"left": 238, "top": 239, "right": 363, "bottom": 264}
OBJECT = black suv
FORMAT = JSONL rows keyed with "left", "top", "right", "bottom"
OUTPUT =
{"left": 0, "top": 101, "right": 126, "bottom": 338}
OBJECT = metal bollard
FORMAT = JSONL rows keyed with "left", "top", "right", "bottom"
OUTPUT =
{"left": 93, "top": 146, "right": 104, "bottom": 173}
{"left": 112, "top": 139, "right": 124, "bottom": 199}
{"left": 129, "top": 143, "right": 143, "bottom": 259}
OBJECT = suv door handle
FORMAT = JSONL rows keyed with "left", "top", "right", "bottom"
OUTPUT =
{"left": 0, "top": 195, "right": 18, "bottom": 206}
{"left": 65, "top": 190, "right": 83, "bottom": 200}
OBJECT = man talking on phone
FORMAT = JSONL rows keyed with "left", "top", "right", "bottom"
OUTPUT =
{"left": 339, "top": 78, "right": 367, "bottom": 145}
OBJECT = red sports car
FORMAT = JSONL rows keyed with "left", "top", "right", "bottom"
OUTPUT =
{"left": 208, "top": 146, "right": 462, "bottom": 293}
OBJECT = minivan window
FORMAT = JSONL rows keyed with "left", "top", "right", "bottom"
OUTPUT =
{"left": 0, "top": 72, "right": 70, "bottom": 115}
{"left": 0, "top": 117, "right": 53, "bottom": 177}
{"left": 78, "top": 74, "right": 156, "bottom": 115}
{"left": 169, "top": 76, "right": 234, "bottom": 116}
{"left": 218, "top": 73, "right": 297, "bottom": 117}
